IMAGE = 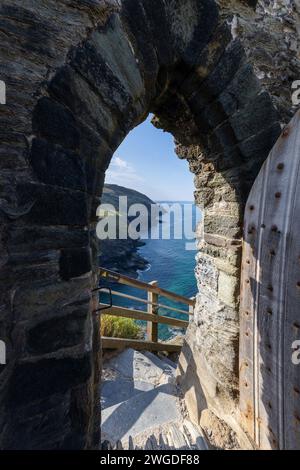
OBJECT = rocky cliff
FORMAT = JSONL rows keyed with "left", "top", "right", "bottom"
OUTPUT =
{"left": 100, "top": 184, "right": 156, "bottom": 277}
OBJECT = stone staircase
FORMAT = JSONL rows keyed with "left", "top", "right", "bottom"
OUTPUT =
{"left": 101, "top": 349, "right": 208, "bottom": 450}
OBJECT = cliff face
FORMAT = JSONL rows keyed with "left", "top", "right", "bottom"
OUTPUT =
{"left": 100, "top": 184, "right": 156, "bottom": 277}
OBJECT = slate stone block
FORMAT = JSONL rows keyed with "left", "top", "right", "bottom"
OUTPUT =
{"left": 59, "top": 247, "right": 92, "bottom": 281}
{"left": 30, "top": 138, "right": 86, "bottom": 191}
{"left": 16, "top": 182, "right": 89, "bottom": 226}
{"left": 33, "top": 97, "right": 80, "bottom": 150}
{"left": 140, "top": 0, "right": 173, "bottom": 67}
{"left": 120, "top": 0, "right": 158, "bottom": 94}
{"left": 71, "top": 33, "right": 135, "bottom": 125}
{"left": 230, "top": 91, "right": 280, "bottom": 142}
{"left": 8, "top": 355, "right": 92, "bottom": 406}
{"left": 1, "top": 392, "right": 71, "bottom": 450}
{"left": 27, "top": 309, "right": 89, "bottom": 355}
{"left": 7, "top": 225, "right": 90, "bottom": 252}
{"left": 219, "top": 63, "right": 260, "bottom": 116}
{"left": 49, "top": 65, "right": 119, "bottom": 146}
{"left": 190, "top": 40, "right": 246, "bottom": 109}
{"left": 177, "top": 0, "right": 219, "bottom": 67}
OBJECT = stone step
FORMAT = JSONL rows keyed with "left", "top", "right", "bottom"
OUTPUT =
{"left": 103, "top": 348, "right": 176, "bottom": 386}
{"left": 101, "top": 382, "right": 181, "bottom": 446}
{"left": 101, "top": 378, "right": 155, "bottom": 410}
{"left": 113, "top": 419, "right": 209, "bottom": 450}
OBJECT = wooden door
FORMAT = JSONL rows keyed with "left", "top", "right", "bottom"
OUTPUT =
{"left": 239, "top": 110, "right": 300, "bottom": 449}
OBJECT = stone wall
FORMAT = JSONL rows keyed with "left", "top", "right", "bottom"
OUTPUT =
{"left": 175, "top": 0, "right": 300, "bottom": 446}
{"left": 0, "top": 0, "right": 298, "bottom": 449}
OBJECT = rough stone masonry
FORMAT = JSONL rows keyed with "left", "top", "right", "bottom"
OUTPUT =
{"left": 0, "top": 0, "right": 299, "bottom": 449}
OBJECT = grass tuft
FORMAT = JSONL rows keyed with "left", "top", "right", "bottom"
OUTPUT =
{"left": 101, "top": 315, "right": 142, "bottom": 339}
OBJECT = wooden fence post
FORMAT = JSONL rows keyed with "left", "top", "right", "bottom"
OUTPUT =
{"left": 189, "top": 297, "right": 195, "bottom": 318}
{"left": 147, "top": 281, "right": 158, "bottom": 343}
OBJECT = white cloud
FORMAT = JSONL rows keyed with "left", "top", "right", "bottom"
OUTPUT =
{"left": 106, "top": 156, "right": 144, "bottom": 186}
{"left": 113, "top": 156, "right": 128, "bottom": 169}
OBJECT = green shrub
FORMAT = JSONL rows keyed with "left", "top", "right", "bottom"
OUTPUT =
{"left": 101, "top": 315, "right": 142, "bottom": 339}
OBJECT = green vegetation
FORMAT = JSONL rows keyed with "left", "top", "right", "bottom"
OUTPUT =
{"left": 101, "top": 315, "right": 143, "bottom": 339}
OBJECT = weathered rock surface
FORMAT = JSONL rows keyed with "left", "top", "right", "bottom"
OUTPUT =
{"left": 100, "top": 184, "right": 157, "bottom": 276}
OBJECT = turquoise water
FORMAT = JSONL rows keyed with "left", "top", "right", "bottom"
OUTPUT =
{"left": 102, "top": 203, "right": 201, "bottom": 340}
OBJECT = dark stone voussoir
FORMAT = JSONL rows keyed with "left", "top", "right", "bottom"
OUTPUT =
{"left": 230, "top": 91, "right": 280, "bottom": 142}
{"left": 189, "top": 40, "right": 246, "bottom": 109}
{"left": 33, "top": 97, "right": 80, "bottom": 150}
{"left": 48, "top": 65, "right": 120, "bottom": 147}
{"left": 180, "top": 22, "right": 232, "bottom": 99}
{"left": 30, "top": 138, "right": 86, "bottom": 192}
{"left": 70, "top": 29, "right": 138, "bottom": 129}
{"left": 140, "top": 0, "right": 174, "bottom": 68}
{"left": 177, "top": 0, "right": 219, "bottom": 67}
{"left": 120, "top": 0, "right": 159, "bottom": 95}
{"left": 219, "top": 63, "right": 261, "bottom": 116}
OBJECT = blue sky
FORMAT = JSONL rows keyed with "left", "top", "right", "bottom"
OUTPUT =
{"left": 105, "top": 116, "right": 194, "bottom": 201}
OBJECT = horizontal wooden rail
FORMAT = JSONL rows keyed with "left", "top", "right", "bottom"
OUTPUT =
{"left": 110, "top": 290, "right": 191, "bottom": 316}
{"left": 102, "top": 337, "right": 182, "bottom": 353}
{"left": 100, "top": 267, "right": 195, "bottom": 307}
{"left": 98, "top": 267, "right": 194, "bottom": 353}
{"left": 100, "top": 304, "right": 189, "bottom": 328}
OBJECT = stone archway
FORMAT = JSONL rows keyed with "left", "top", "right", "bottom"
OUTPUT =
{"left": 0, "top": 0, "right": 297, "bottom": 449}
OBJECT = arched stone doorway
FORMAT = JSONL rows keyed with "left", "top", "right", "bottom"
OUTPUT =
{"left": 0, "top": 0, "right": 296, "bottom": 449}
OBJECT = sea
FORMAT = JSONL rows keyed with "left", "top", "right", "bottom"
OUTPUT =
{"left": 102, "top": 202, "right": 201, "bottom": 340}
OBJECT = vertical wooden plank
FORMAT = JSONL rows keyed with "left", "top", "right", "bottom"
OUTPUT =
{"left": 239, "top": 110, "right": 300, "bottom": 450}
{"left": 147, "top": 281, "right": 158, "bottom": 343}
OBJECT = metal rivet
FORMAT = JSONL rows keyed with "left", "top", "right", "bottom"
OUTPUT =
{"left": 270, "top": 249, "right": 276, "bottom": 256}
{"left": 294, "top": 387, "right": 300, "bottom": 395}
{"left": 245, "top": 279, "right": 250, "bottom": 284}
{"left": 271, "top": 225, "right": 278, "bottom": 232}
{"left": 293, "top": 322, "right": 300, "bottom": 329}
{"left": 297, "top": 282, "right": 300, "bottom": 288}
{"left": 267, "top": 308, "right": 273, "bottom": 315}
{"left": 246, "top": 258, "right": 250, "bottom": 264}
{"left": 277, "top": 163, "right": 284, "bottom": 170}
{"left": 249, "top": 205, "right": 254, "bottom": 211}
{"left": 268, "top": 402, "right": 272, "bottom": 409}
{"left": 282, "top": 127, "right": 289, "bottom": 137}
{"left": 275, "top": 192, "right": 281, "bottom": 199}
{"left": 268, "top": 285, "right": 273, "bottom": 292}
{"left": 244, "top": 381, "right": 248, "bottom": 388}
{"left": 295, "top": 414, "right": 300, "bottom": 423}
{"left": 266, "top": 343, "right": 272, "bottom": 351}
{"left": 245, "top": 331, "right": 249, "bottom": 337}
{"left": 261, "top": 223, "right": 266, "bottom": 229}
{"left": 267, "top": 366, "right": 271, "bottom": 373}
{"left": 245, "top": 311, "right": 250, "bottom": 316}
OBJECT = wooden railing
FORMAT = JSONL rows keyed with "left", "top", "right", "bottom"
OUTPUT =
{"left": 95, "top": 267, "right": 195, "bottom": 353}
